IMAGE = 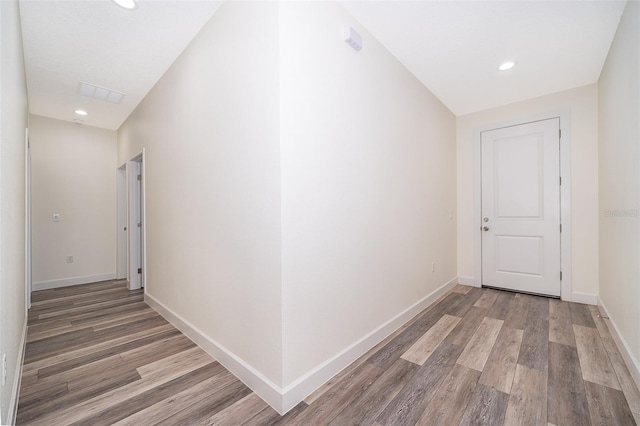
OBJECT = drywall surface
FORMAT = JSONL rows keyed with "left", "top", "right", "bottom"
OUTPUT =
{"left": 279, "top": 1, "right": 457, "bottom": 387}
{"left": 118, "top": 1, "right": 283, "bottom": 385}
{"left": 30, "top": 115, "right": 117, "bottom": 287}
{"left": 0, "top": 0, "right": 28, "bottom": 422}
{"left": 598, "top": 0, "right": 640, "bottom": 368}
{"left": 119, "top": 0, "right": 457, "bottom": 395}
{"left": 457, "top": 84, "right": 599, "bottom": 297}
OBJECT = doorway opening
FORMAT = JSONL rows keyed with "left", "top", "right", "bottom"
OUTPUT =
{"left": 129, "top": 153, "right": 144, "bottom": 290}
{"left": 118, "top": 152, "right": 146, "bottom": 291}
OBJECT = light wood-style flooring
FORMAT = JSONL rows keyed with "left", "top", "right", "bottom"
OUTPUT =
{"left": 17, "top": 281, "right": 640, "bottom": 425}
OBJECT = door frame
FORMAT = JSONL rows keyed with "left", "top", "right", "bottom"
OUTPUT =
{"left": 116, "top": 163, "right": 128, "bottom": 281}
{"left": 25, "top": 127, "right": 31, "bottom": 310}
{"left": 473, "top": 110, "right": 572, "bottom": 301}
{"left": 126, "top": 150, "right": 146, "bottom": 290}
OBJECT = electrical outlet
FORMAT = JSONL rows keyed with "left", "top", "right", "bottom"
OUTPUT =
{"left": 52, "top": 213, "right": 60, "bottom": 222}
{"left": 2, "top": 353, "right": 7, "bottom": 386}
{"left": 432, "top": 262, "right": 436, "bottom": 273}
{"left": 66, "top": 255, "right": 74, "bottom": 263}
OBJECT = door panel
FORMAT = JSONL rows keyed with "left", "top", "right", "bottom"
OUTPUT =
{"left": 481, "top": 118, "right": 560, "bottom": 296}
{"left": 495, "top": 135, "right": 542, "bottom": 218}
{"left": 495, "top": 236, "right": 542, "bottom": 276}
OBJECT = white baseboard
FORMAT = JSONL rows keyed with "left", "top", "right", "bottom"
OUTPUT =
{"left": 144, "top": 293, "right": 285, "bottom": 412}
{"left": 457, "top": 276, "right": 475, "bottom": 286}
{"left": 7, "top": 314, "right": 28, "bottom": 425}
{"left": 145, "top": 276, "right": 458, "bottom": 415}
{"left": 571, "top": 291, "right": 598, "bottom": 305}
{"left": 598, "top": 299, "right": 640, "bottom": 392}
{"left": 279, "top": 276, "right": 459, "bottom": 413}
{"left": 33, "top": 272, "right": 116, "bottom": 291}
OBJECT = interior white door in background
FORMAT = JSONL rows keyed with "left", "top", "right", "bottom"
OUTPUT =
{"left": 128, "top": 156, "right": 144, "bottom": 290}
{"left": 136, "top": 161, "right": 144, "bottom": 288}
{"left": 481, "top": 118, "right": 561, "bottom": 297}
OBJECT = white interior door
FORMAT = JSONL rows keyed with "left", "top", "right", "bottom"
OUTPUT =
{"left": 137, "top": 160, "right": 144, "bottom": 288}
{"left": 481, "top": 118, "right": 561, "bottom": 296}
{"left": 128, "top": 157, "right": 144, "bottom": 290}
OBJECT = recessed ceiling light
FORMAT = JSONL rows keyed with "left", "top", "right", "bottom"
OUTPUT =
{"left": 499, "top": 61, "right": 516, "bottom": 71}
{"left": 74, "top": 109, "right": 88, "bottom": 116}
{"left": 112, "top": 0, "right": 136, "bottom": 10}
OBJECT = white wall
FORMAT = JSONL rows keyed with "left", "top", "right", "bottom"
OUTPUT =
{"left": 118, "top": 1, "right": 457, "bottom": 408}
{"left": 279, "top": 2, "right": 456, "bottom": 387}
{"left": 0, "top": 0, "right": 28, "bottom": 422}
{"left": 457, "top": 84, "right": 599, "bottom": 299}
{"left": 598, "top": 0, "right": 640, "bottom": 374}
{"left": 118, "top": 1, "right": 283, "bottom": 387}
{"left": 30, "top": 115, "right": 117, "bottom": 289}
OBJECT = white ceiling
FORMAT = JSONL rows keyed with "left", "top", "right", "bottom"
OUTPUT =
{"left": 19, "top": 0, "right": 222, "bottom": 130}
{"left": 19, "top": 0, "right": 626, "bottom": 129}
{"left": 341, "top": 0, "right": 627, "bottom": 116}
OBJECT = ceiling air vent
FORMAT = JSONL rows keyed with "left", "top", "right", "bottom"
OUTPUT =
{"left": 78, "top": 81, "right": 126, "bottom": 104}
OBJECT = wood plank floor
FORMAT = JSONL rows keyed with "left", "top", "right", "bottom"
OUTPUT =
{"left": 17, "top": 281, "right": 640, "bottom": 425}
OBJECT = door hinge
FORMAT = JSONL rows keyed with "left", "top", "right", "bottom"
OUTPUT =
{"left": 560, "top": 271, "right": 563, "bottom": 280}
{"left": 560, "top": 223, "right": 563, "bottom": 233}
{"left": 138, "top": 268, "right": 142, "bottom": 274}
{"left": 559, "top": 129, "right": 562, "bottom": 138}
{"left": 559, "top": 176, "right": 562, "bottom": 186}
{"left": 137, "top": 174, "right": 141, "bottom": 181}
{"left": 137, "top": 222, "right": 142, "bottom": 228}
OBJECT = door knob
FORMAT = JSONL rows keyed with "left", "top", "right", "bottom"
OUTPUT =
{"left": 483, "top": 217, "right": 489, "bottom": 222}
{"left": 483, "top": 226, "right": 490, "bottom": 231}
